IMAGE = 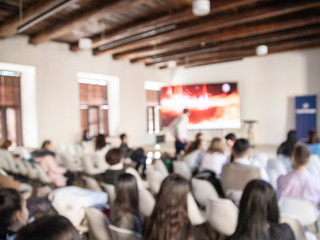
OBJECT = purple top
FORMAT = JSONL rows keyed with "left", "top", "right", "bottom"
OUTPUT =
{"left": 277, "top": 169, "right": 320, "bottom": 205}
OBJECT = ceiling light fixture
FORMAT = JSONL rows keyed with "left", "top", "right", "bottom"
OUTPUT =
{"left": 168, "top": 60, "right": 177, "bottom": 68}
{"left": 192, "top": 0, "right": 210, "bottom": 16}
{"left": 256, "top": 45, "right": 268, "bottom": 56}
{"left": 78, "top": 38, "right": 92, "bottom": 49}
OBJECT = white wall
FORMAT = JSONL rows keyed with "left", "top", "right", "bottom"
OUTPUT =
{"left": 0, "top": 36, "right": 171, "bottom": 148}
{"left": 171, "top": 47, "right": 320, "bottom": 145}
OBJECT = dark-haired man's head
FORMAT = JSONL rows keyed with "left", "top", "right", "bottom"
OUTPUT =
{"left": 195, "top": 132, "right": 204, "bottom": 141}
{"left": 120, "top": 133, "right": 127, "bottom": 143}
{"left": 105, "top": 148, "right": 122, "bottom": 166}
{"left": 225, "top": 133, "right": 236, "bottom": 147}
{"left": 183, "top": 108, "right": 189, "bottom": 114}
{"left": 232, "top": 138, "right": 251, "bottom": 159}
{"left": 292, "top": 143, "right": 311, "bottom": 168}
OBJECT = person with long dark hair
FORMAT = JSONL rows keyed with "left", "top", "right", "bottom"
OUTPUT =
{"left": 111, "top": 173, "right": 142, "bottom": 233}
{"left": 228, "top": 180, "right": 294, "bottom": 240}
{"left": 16, "top": 215, "right": 80, "bottom": 240}
{"left": 277, "top": 130, "right": 299, "bottom": 158}
{"left": 144, "top": 174, "right": 203, "bottom": 240}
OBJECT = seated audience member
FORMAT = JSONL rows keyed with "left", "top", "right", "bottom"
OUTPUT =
{"left": 0, "top": 188, "right": 29, "bottom": 240}
{"left": 225, "top": 133, "right": 236, "bottom": 162}
{"left": 16, "top": 215, "right": 80, "bottom": 240}
{"left": 227, "top": 180, "right": 294, "bottom": 240}
{"left": 119, "top": 133, "right": 146, "bottom": 177}
{"left": 183, "top": 139, "right": 206, "bottom": 172}
{"left": 277, "top": 143, "right": 320, "bottom": 205}
{"left": 82, "top": 129, "right": 93, "bottom": 142}
{"left": 221, "top": 139, "right": 269, "bottom": 193}
{"left": 0, "top": 140, "right": 12, "bottom": 150}
{"left": 144, "top": 174, "right": 204, "bottom": 240}
{"left": 33, "top": 140, "right": 68, "bottom": 187}
{"left": 93, "top": 134, "right": 109, "bottom": 171}
{"left": 307, "top": 130, "right": 320, "bottom": 157}
{"left": 200, "top": 137, "right": 228, "bottom": 175}
{"left": 277, "top": 130, "right": 299, "bottom": 158}
{"left": 99, "top": 148, "right": 126, "bottom": 185}
{"left": 111, "top": 173, "right": 142, "bottom": 233}
{"left": 195, "top": 132, "right": 204, "bottom": 141}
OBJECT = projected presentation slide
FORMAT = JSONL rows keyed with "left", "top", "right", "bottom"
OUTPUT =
{"left": 160, "top": 83, "right": 241, "bottom": 129}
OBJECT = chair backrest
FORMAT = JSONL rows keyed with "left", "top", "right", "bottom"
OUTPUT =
{"left": 173, "top": 161, "right": 192, "bottom": 180}
{"left": 101, "top": 183, "right": 116, "bottom": 204}
{"left": 224, "top": 189, "right": 242, "bottom": 206}
{"left": 81, "top": 153, "right": 102, "bottom": 175}
{"left": 0, "top": 154, "right": 10, "bottom": 171}
{"left": 60, "top": 152, "right": 83, "bottom": 172}
{"left": 25, "top": 161, "right": 38, "bottom": 179}
{"left": 138, "top": 188, "right": 155, "bottom": 217}
{"left": 15, "top": 160, "right": 28, "bottom": 176}
{"left": 207, "top": 198, "right": 238, "bottom": 236}
{"left": 82, "top": 175, "right": 102, "bottom": 192}
{"left": 252, "top": 152, "right": 269, "bottom": 169}
{"left": 183, "top": 150, "right": 200, "bottom": 170}
{"left": 280, "top": 215, "right": 306, "bottom": 240}
{"left": 278, "top": 197, "right": 318, "bottom": 226}
{"left": 154, "top": 159, "right": 169, "bottom": 177}
{"left": 306, "top": 154, "right": 320, "bottom": 178}
{"left": 34, "top": 164, "right": 52, "bottom": 184}
{"left": 108, "top": 224, "right": 142, "bottom": 240}
{"left": 267, "top": 159, "right": 287, "bottom": 175}
{"left": 187, "top": 193, "right": 206, "bottom": 225}
{"left": 191, "top": 178, "right": 219, "bottom": 207}
{"left": 126, "top": 167, "right": 147, "bottom": 189}
{"left": 146, "top": 168, "right": 165, "bottom": 194}
{"left": 85, "top": 208, "right": 111, "bottom": 240}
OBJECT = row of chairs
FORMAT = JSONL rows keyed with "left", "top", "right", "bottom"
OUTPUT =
{"left": 0, "top": 149, "right": 53, "bottom": 185}
{"left": 147, "top": 158, "right": 319, "bottom": 240}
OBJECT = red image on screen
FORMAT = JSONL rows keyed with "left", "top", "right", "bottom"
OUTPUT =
{"left": 160, "top": 83, "right": 240, "bottom": 129}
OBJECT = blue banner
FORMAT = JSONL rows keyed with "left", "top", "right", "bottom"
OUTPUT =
{"left": 295, "top": 95, "right": 317, "bottom": 142}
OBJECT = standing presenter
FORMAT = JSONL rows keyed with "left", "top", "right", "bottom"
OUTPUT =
{"left": 168, "top": 108, "right": 190, "bottom": 158}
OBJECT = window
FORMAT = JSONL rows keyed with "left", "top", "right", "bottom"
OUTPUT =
{"left": 0, "top": 70, "right": 23, "bottom": 146}
{"left": 146, "top": 89, "right": 161, "bottom": 134}
{"left": 79, "top": 79, "right": 108, "bottom": 137}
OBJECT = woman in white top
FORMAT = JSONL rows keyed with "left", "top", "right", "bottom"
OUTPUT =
{"left": 200, "top": 138, "right": 228, "bottom": 175}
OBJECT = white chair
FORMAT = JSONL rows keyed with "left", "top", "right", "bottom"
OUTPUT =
{"left": 60, "top": 152, "right": 83, "bottom": 172}
{"left": 0, "top": 156, "right": 10, "bottom": 171}
{"left": 15, "top": 160, "right": 28, "bottom": 176}
{"left": 81, "top": 153, "right": 106, "bottom": 176}
{"left": 191, "top": 178, "right": 219, "bottom": 208}
{"left": 82, "top": 175, "right": 102, "bottom": 192}
{"left": 280, "top": 215, "right": 307, "bottom": 240}
{"left": 183, "top": 150, "right": 200, "bottom": 170}
{"left": 225, "top": 189, "right": 243, "bottom": 206}
{"left": 154, "top": 159, "right": 169, "bottom": 177}
{"left": 146, "top": 168, "right": 165, "bottom": 194}
{"left": 266, "top": 159, "right": 288, "bottom": 189}
{"left": 138, "top": 188, "right": 155, "bottom": 217}
{"left": 108, "top": 224, "right": 142, "bottom": 240}
{"left": 101, "top": 183, "right": 116, "bottom": 204}
{"left": 278, "top": 197, "right": 319, "bottom": 227}
{"left": 34, "top": 164, "right": 53, "bottom": 184}
{"left": 85, "top": 208, "right": 111, "bottom": 240}
{"left": 173, "top": 161, "right": 192, "bottom": 180}
{"left": 187, "top": 193, "right": 206, "bottom": 225}
{"left": 25, "top": 161, "right": 38, "bottom": 180}
{"left": 207, "top": 198, "right": 238, "bottom": 236}
{"left": 306, "top": 154, "right": 320, "bottom": 179}
{"left": 126, "top": 167, "right": 149, "bottom": 189}
{"left": 252, "top": 152, "right": 269, "bottom": 169}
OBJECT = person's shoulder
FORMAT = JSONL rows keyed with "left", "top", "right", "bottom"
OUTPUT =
{"left": 269, "top": 222, "right": 295, "bottom": 240}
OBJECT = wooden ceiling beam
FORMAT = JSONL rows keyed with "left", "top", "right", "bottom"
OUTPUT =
{"left": 29, "top": 0, "right": 147, "bottom": 45}
{"left": 69, "top": 0, "right": 259, "bottom": 51}
{"left": 144, "top": 25, "right": 320, "bottom": 66}
{"left": 95, "top": 1, "right": 320, "bottom": 56}
{"left": 111, "top": 14, "right": 320, "bottom": 60}
{"left": 0, "top": 0, "right": 67, "bottom": 38}
{"left": 162, "top": 36, "right": 320, "bottom": 69}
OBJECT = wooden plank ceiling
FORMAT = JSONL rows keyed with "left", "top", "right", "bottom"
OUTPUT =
{"left": 1, "top": 0, "right": 320, "bottom": 69}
